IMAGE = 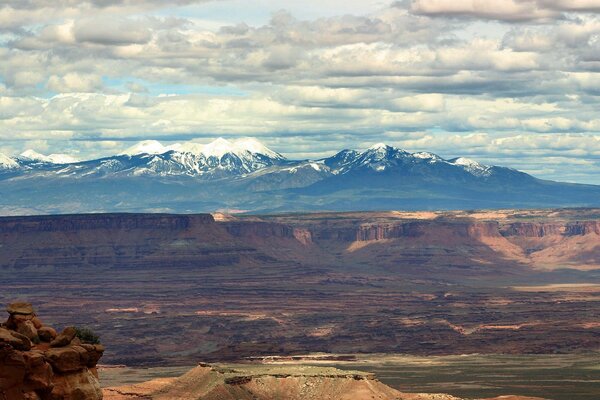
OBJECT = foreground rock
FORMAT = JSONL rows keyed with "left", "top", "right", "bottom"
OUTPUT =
{"left": 0, "top": 302, "right": 104, "bottom": 400}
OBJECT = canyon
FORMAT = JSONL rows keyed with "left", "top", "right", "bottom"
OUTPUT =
{"left": 1, "top": 209, "right": 598, "bottom": 368}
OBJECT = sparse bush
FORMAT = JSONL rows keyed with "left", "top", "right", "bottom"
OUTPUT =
{"left": 73, "top": 326, "right": 101, "bottom": 344}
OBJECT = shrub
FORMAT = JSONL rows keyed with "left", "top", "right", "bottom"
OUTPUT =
{"left": 73, "top": 326, "right": 101, "bottom": 344}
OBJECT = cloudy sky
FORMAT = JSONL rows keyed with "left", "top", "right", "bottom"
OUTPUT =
{"left": 2, "top": 0, "right": 600, "bottom": 183}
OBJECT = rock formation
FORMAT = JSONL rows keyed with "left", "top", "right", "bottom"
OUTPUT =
{"left": 102, "top": 363, "right": 548, "bottom": 400}
{"left": 0, "top": 302, "right": 104, "bottom": 400}
{"left": 103, "top": 363, "right": 461, "bottom": 400}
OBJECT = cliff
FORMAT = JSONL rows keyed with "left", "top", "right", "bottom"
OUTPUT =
{"left": 0, "top": 302, "right": 104, "bottom": 400}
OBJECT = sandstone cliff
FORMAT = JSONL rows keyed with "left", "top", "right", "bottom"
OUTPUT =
{"left": 0, "top": 302, "right": 104, "bottom": 400}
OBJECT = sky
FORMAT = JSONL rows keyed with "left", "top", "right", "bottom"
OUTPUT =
{"left": 1, "top": 1, "right": 600, "bottom": 183}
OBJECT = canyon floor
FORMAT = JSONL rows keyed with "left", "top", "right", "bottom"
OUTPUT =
{"left": 1, "top": 209, "right": 599, "bottom": 398}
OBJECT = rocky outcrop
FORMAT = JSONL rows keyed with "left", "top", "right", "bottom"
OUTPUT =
{"left": 500, "top": 221, "right": 600, "bottom": 237}
{"left": 103, "top": 363, "right": 464, "bottom": 400}
{"left": 102, "top": 363, "right": 550, "bottom": 400}
{"left": 0, "top": 302, "right": 104, "bottom": 400}
{"left": 225, "top": 222, "right": 313, "bottom": 245}
{"left": 354, "top": 221, "right": 502, "bottom": 241}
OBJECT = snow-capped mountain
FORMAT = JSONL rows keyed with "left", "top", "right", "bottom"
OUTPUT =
{"left": 0, "top": 153, "right": 18, "bottom": 170}
{"left": 31, "top": 138, "right": 287, "bottom": 179}
{"left": 0, "top": 137, "right": 598, "bottom": 214}
{"left": 19, "top": 149, "right": 79, "bottom": 165}
{"left": 1, "top": 138, "right": 503, "bottom": 180}
{"left": 449, "top": 157, "right": 492, "bottom": 177}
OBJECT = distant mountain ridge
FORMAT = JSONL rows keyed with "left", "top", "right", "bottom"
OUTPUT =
{"left": 0, "top": 138, "right": 515, "bottom": 180}
{"left": 1, "top": 137, "right": 599, "bottom": 214}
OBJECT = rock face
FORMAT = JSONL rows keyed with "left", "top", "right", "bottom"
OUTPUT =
{"left": 0, "top": 302, "right": 104, "bottom": 400}
{"left": 103, "top": 364, "right": 463, "bottom": 400}
{"left": 102, "top": 363, "right": 549, "bottom": 400}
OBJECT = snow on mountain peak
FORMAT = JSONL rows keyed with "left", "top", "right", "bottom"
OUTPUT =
{"left": 412, "top": 151, "right": 441, "bottom": 161}
{"left": 0, "top": 153, "right": 19, "bottom": 169}
{"left": 19, "top": 149, "right": 78, "bottom": 164}
{"left": 121, "top": 140, "right": 169, "bottom": 156}
{"left": 451, "top": 157, "right": 491, "bottom": 176}
{"left": 176, "top": 137, "right": 283, "bottom": 159}
{"left": 122, "top": 137, "right": 283, "bottom": 160}
{"left": 452, "top": 157, "right": 483, "bottom": 168}
{"left": 232, "top": 137, "right": 283, "bottom": 159}
{"left": 368, "top": 143, "right": 389, "bottom": 151}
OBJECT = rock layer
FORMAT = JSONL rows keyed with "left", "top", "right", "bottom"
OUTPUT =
{"left": 0, "top": 302, "right": 104, "bottom": 400}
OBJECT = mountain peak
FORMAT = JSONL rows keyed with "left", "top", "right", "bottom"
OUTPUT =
{"left": 121, "top": 140, "right": 168, "bottom": 156}
{"left": 0, "top": 153, "right": 19, "bottom": 169}
{"left": 367, "top": 143, "right": 389, "bottom": 151}
{"left": 20, "top": 149, "right": 45, "bottom": 160}
{"left": 19, "top": 149, "right": 78, "bottom": 164}
{"left": 184, "top": 137, "right": 283, "bottom": 159}
{"left": 122, "top": 137, "right": 283, "bottom": 160}
{"left": 450, "top": 157, "right": 491, "bottom": 176}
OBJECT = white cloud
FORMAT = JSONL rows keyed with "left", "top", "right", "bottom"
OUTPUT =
{"left": 1, "top": 1, "right": 600, "bottom": 183}
{"left": 47, "top": 73, "right": 103, "bottom": 93}
{"left": 409, "top": 0, "right": 559, "bottom": 21}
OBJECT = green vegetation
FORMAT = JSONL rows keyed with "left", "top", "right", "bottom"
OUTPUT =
{"left": 73, "top": 326, "right": 101, "bottom": 344}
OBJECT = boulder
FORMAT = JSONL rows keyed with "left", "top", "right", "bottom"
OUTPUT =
{"left": 17, "top": 320, "right": 39, "bottom": 340}
{"left": 38, "top": 326, "right": 57, "bottom": 343}
{"left": 80, "top": 344, "right": 105, "bottom": 368}
{"left": 7, "top": 302, "right": 34, "bottom": 316}
{"left": 1, "top": 302, "right": 104, "bottom": 400}
{"left": 72, "top": 345, "right": 90, "bottom": 366}
{"left": 0, "top": 343, "right": 26, "bottom": 393}
{"left": 51, "top": 327, "right": 77, "bottom": 348}
{"left": 31, "top": 317, "right": 43, "bottom": 330}
{"left": 0, "top": 327, "right": 32, "bottom": 351}
{"left": 23, "top": 350, "right": 53, "bottom": 392}
{"left": 45, "top": 347, "right": 84, "bottom": 373}
{"left": 49, "top": 369, "right": 102, "bottom": 400}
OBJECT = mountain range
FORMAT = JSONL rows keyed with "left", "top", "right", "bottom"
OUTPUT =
{"left": 1, "top": 137, "right": 599, "bottom": 214}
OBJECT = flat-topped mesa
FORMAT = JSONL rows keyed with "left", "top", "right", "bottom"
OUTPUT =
{"left": 103, "top": 363, "right": 461, "bottom": 400}
{"left": 0, "top": 213, "right": 215, "bottom": 233}
{"left": 0, "top": 302, "right": 104, "bottom": 400}
{"left": 103, "top": 363, "right": 549, "bottom": 400}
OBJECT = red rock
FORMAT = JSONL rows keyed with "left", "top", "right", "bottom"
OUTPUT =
{"left": 31, "top": 317, "right": 43, "bottom": 330}
{"left": 0, "top": 327, "right": 32, "bottom": 351}
{"left": 0, "top": 343, "right": 26, "bottom": 394}
{"left": 1, "top": 303, "right": 104, "bottom": 400}
{"left": 7, "top": 302, "right": 34, "bottom": 316}
{"left": 49, "top": 370, "right": 102, "bottom": 400}
{"left": 80, "top": 344, "right": 104, "bottom": 368}
{"left": 45, "top": 347, "right": 84, "bottom": 373}
{"left": 50, "top": 326, "right": 77, "bottom": 348}
{"left": 38, "top": 326, "right": 57, "bottom": 343}
{"left": 17, "top": 320, "right": 38, "bottom": 340}
{"left": 23, "top": 350, "right": 53, "bottom": 391}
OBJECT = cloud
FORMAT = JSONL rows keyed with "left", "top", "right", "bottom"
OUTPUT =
{"left": 73, "top": 18, "right": 153, "bottom": 45}
{"left": 47, "top": 73, "right": 103, "bottom": 92}
{"left": 408, "top": 0, "right": 560, "bottom": 22}
{"left": 408, "top": 0, "right": 600, "bottom": 22}
{"left": 1, "top": 1, "right": 600, "bottom": 183}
